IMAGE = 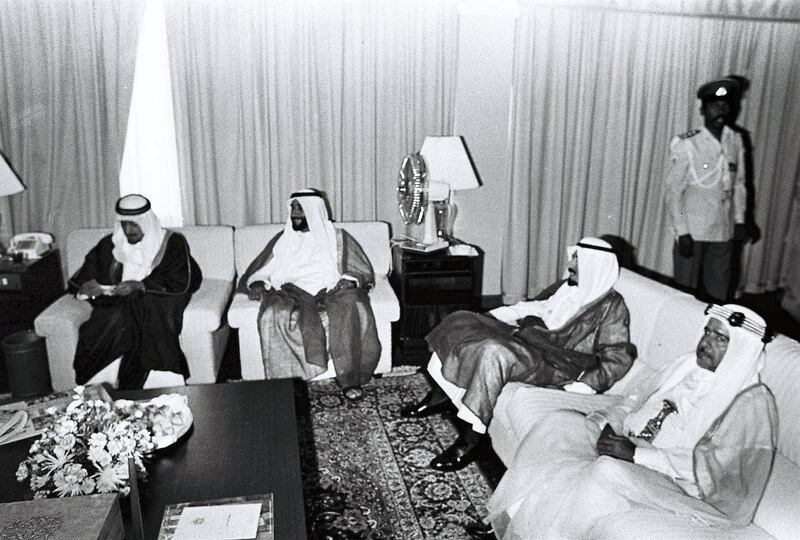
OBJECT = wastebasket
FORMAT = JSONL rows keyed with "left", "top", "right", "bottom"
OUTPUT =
{"left": 2, "top": 330, "right": 52, "bottom": 398}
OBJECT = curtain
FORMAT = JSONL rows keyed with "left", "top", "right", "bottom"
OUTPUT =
{"left": 165, "top": 0, "right": 458, "bottom": 229}
{"left": 502, "top": 2, "right": 800, "bottom": 302}
{"left": 119, "top": 0, "right": 184, "bottom": 227}
{"left": 0, "top": 0, "right": 143, "bottom": 248}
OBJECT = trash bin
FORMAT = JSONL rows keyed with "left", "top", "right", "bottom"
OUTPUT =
{"left": 2, "top": 330, "right": 52, "bottom": 398}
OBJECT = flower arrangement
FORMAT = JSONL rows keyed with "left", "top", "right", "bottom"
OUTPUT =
{"left": 15, "top": 386, "right": 155, "bottom": 498}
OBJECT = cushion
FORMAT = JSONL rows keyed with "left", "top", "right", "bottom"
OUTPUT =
{"left": 761, "top": 335, "right": 800, "bottom": 464}
{"left": 753, "top": 453, "right": 800, "bottom": 538}
{"left": 615, "top": 268, "right": 689, "bottom": 353}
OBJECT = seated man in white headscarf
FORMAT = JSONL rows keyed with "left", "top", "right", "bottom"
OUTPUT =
{"left": 69, "top": 194, "right": 202, "bottom": 389}
{"left": 474, "top": 305, "right": 776, "bottom": 540}
{"left": 236, "top": 189, "right": 380, "bottom": 401}
{"left": 400, "top": 237, "right": 637, "bottom": 472}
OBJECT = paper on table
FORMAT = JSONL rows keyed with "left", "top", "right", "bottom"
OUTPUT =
{"left": 173, "top": 503, "right": 262, "bottom": 540}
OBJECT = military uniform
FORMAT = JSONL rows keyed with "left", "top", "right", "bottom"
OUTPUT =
{"left": 664, "top": 77, "right": 746, "bottom": 301}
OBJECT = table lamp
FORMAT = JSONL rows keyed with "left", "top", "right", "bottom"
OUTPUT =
{"left": 419, "top": 136, "right": 481, "bottom": 242}
{"left": 0, "top": 151, "right": 27, "bottom": 253}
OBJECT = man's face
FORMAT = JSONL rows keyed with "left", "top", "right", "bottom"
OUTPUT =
{"left": 696, "top": 318, "right": 730, "bottom": 372}
{"left": 566, "top": 252, "right": 579, "bottom": 286}
{"left": 290, "top": 200, "right": 309, "bottom": 232}
{"left": 700, "top": 99, "right": 732, "bottom": 131}
{"left": 120, "top": 221, "right": 144, "bottom": 244}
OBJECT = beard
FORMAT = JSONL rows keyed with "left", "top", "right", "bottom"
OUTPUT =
{"left": 291, "top": 218, "right": 309, "bottom": 232}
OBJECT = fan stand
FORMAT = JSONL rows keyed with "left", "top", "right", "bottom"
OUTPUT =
{"left": 420, "top": 201, "right": 449, "bottom": 251}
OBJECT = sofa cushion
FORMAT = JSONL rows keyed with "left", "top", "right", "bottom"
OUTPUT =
{"left": 614, "top": 268, "right": 689, "bottom": 353}
{"left": 66, "top": 229, "right": 111, "bottom": 276}
{"left": 179, "top": 226, "right": 235, "bottom": 282}
{"left": 761, "top": 335, "right": 800, "bottom": 465}
{"left": 592, "top": 507, "right": 772, "bottom": 539}
{"left": 753, "top": 452, "right": 800, "bottom": 538}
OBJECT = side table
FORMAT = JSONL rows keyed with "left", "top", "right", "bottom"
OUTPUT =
{"left": 389, "top": 245, "right": 483, "bottom": 366}
{"left": 0, "top": 249, "right": 64, "bottom": 392}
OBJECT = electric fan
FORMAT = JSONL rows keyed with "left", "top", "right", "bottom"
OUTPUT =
{"left": 395, "top": 152, "right": 449, "bottom": 253}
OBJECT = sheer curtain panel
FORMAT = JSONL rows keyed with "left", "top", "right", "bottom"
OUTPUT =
{"left": 0, "top": 0, "right": 143, "bottom": 246}
{"left": 502, "top": 2, "right": 800, "bottom": 302}
{"left": 165, "top": 0, "right": 458, "bottom": 228}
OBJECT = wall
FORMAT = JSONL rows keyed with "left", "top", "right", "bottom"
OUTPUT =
{"left": 451, "top": 1, "right": 517, "bottom": 296}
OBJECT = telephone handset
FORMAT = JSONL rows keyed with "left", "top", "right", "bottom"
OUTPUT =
{"left": 8, "top": 232, "right": 54, "bottom": 259}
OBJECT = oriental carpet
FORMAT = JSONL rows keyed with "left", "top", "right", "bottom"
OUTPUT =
{"left": 296, "top": 372, "right": 496, "bottom": 539}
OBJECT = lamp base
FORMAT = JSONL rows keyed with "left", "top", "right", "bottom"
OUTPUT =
{"left": 433, "top": 200, "right": 457, "bottom": 241}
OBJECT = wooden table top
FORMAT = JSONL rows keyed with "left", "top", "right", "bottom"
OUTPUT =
{"left": 0, "top": 379, "right": 307, "bottom": 539}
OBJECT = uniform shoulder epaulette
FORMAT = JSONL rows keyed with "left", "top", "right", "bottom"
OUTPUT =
{"left": 678, "top": 129, "right": 700, "bottom": 139}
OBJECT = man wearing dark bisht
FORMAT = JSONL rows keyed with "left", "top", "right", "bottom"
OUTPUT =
{"left": 401, "top": 237, "right": 637, "bottom": 472}
{"left": 69, "top": 194, "right": 202, "bottom": 389}
{"left": 237, "top": 188, "right": 380, "bottom": 401}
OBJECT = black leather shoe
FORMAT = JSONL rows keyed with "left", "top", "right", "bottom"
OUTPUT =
{"left": 400, "top": 391, "right": 455, "bottom": 418}
{"left": 429, "top": 435, "right": 488, "bottom": 472}
{"left": 465, "top": 520, "right": 496, "bottom": 539}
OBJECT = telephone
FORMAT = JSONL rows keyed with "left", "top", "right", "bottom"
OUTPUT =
{"left": 8, "top": 232, "right": 53, "bottom": 260}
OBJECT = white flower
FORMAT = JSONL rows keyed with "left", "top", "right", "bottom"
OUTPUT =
{"left": 53, "top": 463, "right": 89, "bottom": 497}
{"left": 15, "top": 462, "right": 29, "bottom": 481}
{"left": 41, "top": 445, "right": 74, "bottom": 474}
{"left": 89, "top": 432, "right": 108, "bottom": 449}
{"left": 55, "top": 419, "right": 77, "bottom": 437}
{"left": 94, "top": 462, "right": 128, "bottom": 493}
{"left": 87, "top": 446, "right": 113, "bottom": 468}
{"left": 58, "top": 433, "right": 77, "bottom": 451}
{"left": 33, "top": 474, "right": 49, "bottom": 489}
{"left": 106, "top": 440, "right": 123, "bottom": 456}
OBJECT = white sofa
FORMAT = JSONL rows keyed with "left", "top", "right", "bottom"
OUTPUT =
{"left": 34, "top": 226, "right": 234, "bottom": 391}
{"left": 489, "top": 268, "right": 800, "bottom": 539}
{"left": 227, "top": 221, "right": 400, "bottom": 381}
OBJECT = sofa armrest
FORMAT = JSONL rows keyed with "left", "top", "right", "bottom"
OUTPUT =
{"left": 182, "top": 279, "right": 233, "bottom": 332}
{"left": 227, "top": 292, "right": 259, "bottom": 329}
{"left": 34, "top": 295, "right": 93, "bottom": 337}
{"left": 370, "top": 276, "right": 400, "bottom": 321}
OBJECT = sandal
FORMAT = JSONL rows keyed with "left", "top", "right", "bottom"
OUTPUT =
{"left": 342, "top": 386, "right": 364, "bottom": 402}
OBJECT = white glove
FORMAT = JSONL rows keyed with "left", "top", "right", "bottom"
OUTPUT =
{"left": 563, "top": 381, "right": 596, "bottom": 395}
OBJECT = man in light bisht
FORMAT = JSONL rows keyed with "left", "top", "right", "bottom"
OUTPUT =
{"left": 69, "top": 194, "right": 202, "bottom": 389}
{"left": 237, "top": 189, "right": 380, "bottom": 401}
{"left": 400, "top": 237, "right": 637, "bottom": 472}
{"left": 473, "top": 304, "right": 777, "bottom": 540}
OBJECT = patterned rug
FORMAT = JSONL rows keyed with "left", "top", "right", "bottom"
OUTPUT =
{"left": 296, "top": 372, "right": 496, "bottom": 539}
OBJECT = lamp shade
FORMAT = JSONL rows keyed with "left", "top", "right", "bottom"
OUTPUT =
{"left": 0, "top": 152, "right": 26, "bottom": 196}
{"left": 419, "top": 136, "right": 480, "bottom": 191}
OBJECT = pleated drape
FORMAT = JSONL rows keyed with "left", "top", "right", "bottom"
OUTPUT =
{"left": 503, "top": 3, "right": 800, "bottom": 302}
{"left": 0, "top": 0, "right": 143, "bottom": 246}
{"left": 164, "top": 0, "right": 458, "bottom": 228}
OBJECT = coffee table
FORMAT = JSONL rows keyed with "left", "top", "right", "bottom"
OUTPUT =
{"left": 0, "top": 379, "right": 307, "bottom": 539}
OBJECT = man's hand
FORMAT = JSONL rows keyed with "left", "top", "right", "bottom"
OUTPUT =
{"left": 677, "top": 234, "right": 694, "bottom": 258}
{"left": 562, "top": 381, "right": 596, "bottom": 395}
{"left": 733, "top": 223, "right": 750, "bottom": 243}
{"left": 77, "top": 279, "right": 106, "bottom": 298}
{"left": 335, "top": 278, "right": 356, "bottom": 290}
{"left": 596, "top": 424, "right": 635, "bottom": 462}
{"left": 745, "top": 221, "right": 761, "bottom": 244}
{"left": 113, "top": 281, "right": 145, "bottom": 296}
{"left": 247, "top": 281, "right": 267, "bottom": 301}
